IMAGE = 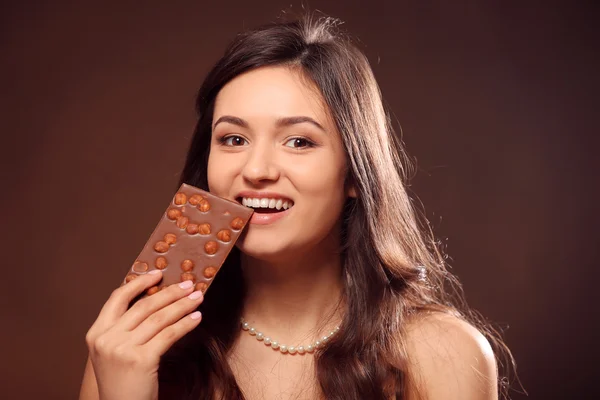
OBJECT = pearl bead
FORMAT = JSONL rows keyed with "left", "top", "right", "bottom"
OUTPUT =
{"left": 297, "top": 346, "right": 305, "bottom": 354}
{"left": 307, "top": 345, "right": 314, "bottom": 353}
{"left": 256, "top": 332, "right": 264, "bottom": 341}
{"left": 242, "top": 322, "right": 249, "bottom": 330}
{"left": 288, "top": 346, "right": 296, "bottom": 354}
{"left": 330, "top": 331, "right": 335, "bottom": 337}
{"left": 249, "top": 328, "right": 256, "bottom": 335}
{"left": 314, "top": 340, "right": 321, "bottom": 348}
{"left": 335, "top": 326, "right": 340, "bottom": 332}
{"left": 322, "top": 336, "right": 329, "bottom": 343}
{"left": 264, "top": 337, "right": 271, "bottom": 345}
{"left": 271, "top": 341, "right": 279, "bottom": 349}
{"left": 280, "top": 345, "right": 288, "bottom": 353}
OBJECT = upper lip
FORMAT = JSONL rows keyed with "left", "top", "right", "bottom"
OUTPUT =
{"left": 235, "top": 190, "right": 293, "bottom": 203}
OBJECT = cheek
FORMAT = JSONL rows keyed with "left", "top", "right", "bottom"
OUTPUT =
{"left": 206, "top": 151, "right": 231, "bottom": 196}
{"left": 290, "top": 153, "right": 347, "bottom": 199}
{"left": 291, "top": 160, "right": 348, "bottom": 226}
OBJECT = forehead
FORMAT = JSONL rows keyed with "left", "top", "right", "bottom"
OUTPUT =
{"left": 213, "top": 66, "right": 331, "bottom": 126}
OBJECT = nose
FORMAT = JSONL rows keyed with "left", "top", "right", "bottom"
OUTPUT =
{"left": 241, "top": 143, "right": 280, "bottom": 184}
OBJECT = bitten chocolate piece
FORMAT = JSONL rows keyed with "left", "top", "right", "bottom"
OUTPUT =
{"left": 124, "top": 183, "right": 253, "bottom": 295}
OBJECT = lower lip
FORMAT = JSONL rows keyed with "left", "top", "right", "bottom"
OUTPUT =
{"left": 248, "top": 207, "right": 292, "bottom": 225}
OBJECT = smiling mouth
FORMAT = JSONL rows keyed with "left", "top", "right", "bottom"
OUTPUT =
{"left": 238, "top": 197, "right": 294, "bottom": 213}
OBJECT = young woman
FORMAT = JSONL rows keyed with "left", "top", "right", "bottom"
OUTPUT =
{"left": 80, "top": 15, "right": 512, "bottom": 400}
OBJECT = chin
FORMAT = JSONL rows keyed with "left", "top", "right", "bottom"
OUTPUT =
{"left": 235, "top": 226, "right": 338, "bottom": 264}
{"left": 235, "top": 232, "right": 301, "bottom": 263}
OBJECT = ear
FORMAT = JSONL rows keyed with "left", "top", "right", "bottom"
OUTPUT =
{"left": 345, "top": 179, "right": 358, "bottom": 198}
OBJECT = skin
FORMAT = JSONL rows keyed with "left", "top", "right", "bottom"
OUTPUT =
{"left": 79, "top": 66, "right": 497, "bottom": 400}
{"left": 80, "top": 273, "right": 204, "bottom": 400}
{"left": 209, "top": 66, "right": 353, "bottom": 399}
{"left": 405, "top": 313, "right": 498, "bottom": 400}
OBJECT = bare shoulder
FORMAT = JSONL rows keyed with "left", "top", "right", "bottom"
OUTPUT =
{"left": 403, "top": 312, "right": 498, "bottom": 400}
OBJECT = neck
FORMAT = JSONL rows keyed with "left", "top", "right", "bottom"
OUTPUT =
{"left": 240, "top": 241, "right": 345, "bottom": 344}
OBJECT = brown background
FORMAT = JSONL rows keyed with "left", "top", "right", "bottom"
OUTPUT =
{"left": 1, "top": 1, "right": 598, "bottom": 399}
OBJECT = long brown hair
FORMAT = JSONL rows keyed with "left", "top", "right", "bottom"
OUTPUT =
{"left": 159, "top": 13, "right": 514, "bottom": 399}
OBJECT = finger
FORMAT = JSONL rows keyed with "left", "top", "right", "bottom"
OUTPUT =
{"left": 92, "top": 271, "right": 164, "bottom": 332}
{"left": 114, "top": 280, "right": 197, "bottom": 332}
{"left": 144, "top": 310, "right": 203, "bottom": 356}
{"left": 129, "top": 289, "right": 204, "bottom": 344}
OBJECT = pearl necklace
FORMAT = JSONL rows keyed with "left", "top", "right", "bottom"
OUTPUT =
{"left": 241, "top": 318, "right": 341, "bottom": 355}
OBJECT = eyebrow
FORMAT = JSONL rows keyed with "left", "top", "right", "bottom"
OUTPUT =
{"left": 212, "top": 115, "right": 326, "bottom": 132}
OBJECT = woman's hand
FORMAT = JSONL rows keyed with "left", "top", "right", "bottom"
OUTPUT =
{"left": 83, "top": 270, "right": 203, "bottom": 400}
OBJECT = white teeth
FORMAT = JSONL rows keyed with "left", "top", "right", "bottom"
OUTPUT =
{"left": 241, "top": 197, "right": 293, "bottom": 210}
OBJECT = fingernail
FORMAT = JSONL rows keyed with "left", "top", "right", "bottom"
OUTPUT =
{"left": 188, "top": 291, "right": 203, "bottom": 300}
{"left": 148, "top": 270, "right": 162, "bottom": 275}
{"left": 190, "top": 311, "right": 202, "bottom": 320}
{"left": 179, "top": 280, "right": 194, "bottom": 289}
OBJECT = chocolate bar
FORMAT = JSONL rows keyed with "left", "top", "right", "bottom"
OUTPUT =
{"left": 124, "top": 183, "right": 253, "bottom": 295}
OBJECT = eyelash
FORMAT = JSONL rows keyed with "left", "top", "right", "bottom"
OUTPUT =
{"left": 218, "top": 135, "right": 247, "bottom": 147}
{"left": 218, "top": 135, "right": 317, "bottom": 149}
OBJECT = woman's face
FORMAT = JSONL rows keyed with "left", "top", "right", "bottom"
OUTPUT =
{"left": 208, "top": 66, "right": 354, "bottom": 261}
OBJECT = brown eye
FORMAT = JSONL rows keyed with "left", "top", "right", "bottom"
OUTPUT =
{"left": 223, "top": 136, "right": 248, "bottom": 146}
{"left": 284, "top": 137, "right": 312, "bottom": 148}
